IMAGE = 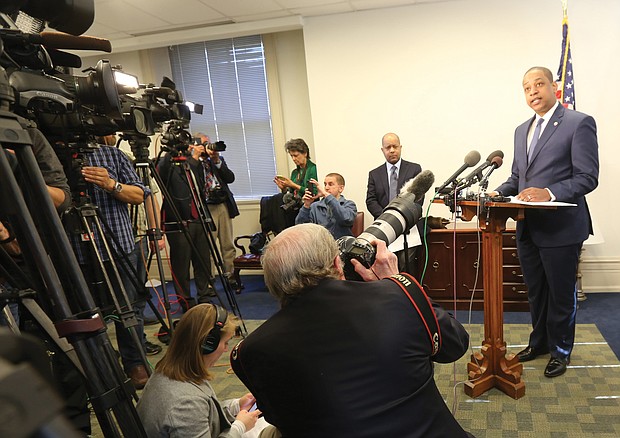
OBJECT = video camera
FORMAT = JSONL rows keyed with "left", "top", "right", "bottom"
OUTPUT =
{"left": 0, "top": 2, "right": 171, "bottom": 149}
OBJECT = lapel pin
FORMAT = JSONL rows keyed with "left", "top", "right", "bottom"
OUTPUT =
{"left": 553, "top": 121, "right": 558, "bottom": 126}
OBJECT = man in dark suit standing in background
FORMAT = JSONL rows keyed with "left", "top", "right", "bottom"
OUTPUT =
{"left": 193, "top": 132, "right": 241, "bottom": 292}
{"left": 493, "top": 66, "right": 599, "bottom": 378}
{"left": 366, "top": 132, "right": 422, "bottom": 273}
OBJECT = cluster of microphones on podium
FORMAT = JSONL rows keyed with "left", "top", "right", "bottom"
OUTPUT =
{"left": 435, "top": 150, "right": 505, "bottom": 199}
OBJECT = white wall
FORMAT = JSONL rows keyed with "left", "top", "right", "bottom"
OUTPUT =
{"left": 302, "top": 0, "right": 620, "bottom": 291}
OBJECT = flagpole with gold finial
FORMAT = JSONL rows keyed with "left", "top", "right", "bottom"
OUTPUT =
{"left": 558, "top": 0, "right": 571, "bottom": 107}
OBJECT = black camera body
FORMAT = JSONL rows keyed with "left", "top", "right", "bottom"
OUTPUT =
{"left": 193, "top": 138, "right": 227, "bottom": 152}
{"left": 337, "top": 193, "right": 423, "bottom": 280}
{"left": 337, "top": 236, "right": 375, "bottom": 280}
{"left": 160, "top": 119, "right": 193, "bottom": 155}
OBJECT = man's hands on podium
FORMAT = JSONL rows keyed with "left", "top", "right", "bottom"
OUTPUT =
{"left": 516, "top": 187, "right": 551, "bottom": 202}
{"left": 487, "top": 188, "right": 551, "bottom": 202}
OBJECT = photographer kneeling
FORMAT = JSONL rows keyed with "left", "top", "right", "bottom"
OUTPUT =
{"left": 231, "top": 223, "right": 474, "bottom": 438}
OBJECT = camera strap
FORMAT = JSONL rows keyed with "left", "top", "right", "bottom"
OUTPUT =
{"left": 387, "top": 273, "right": 441, "bottom": 356}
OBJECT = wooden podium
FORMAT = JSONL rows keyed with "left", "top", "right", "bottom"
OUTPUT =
{"left": 450, "top": 200, "right": 552, "bottom": 399}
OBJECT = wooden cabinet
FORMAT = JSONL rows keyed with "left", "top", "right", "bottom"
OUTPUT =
{"left": 416, "top": 228, "right": 529, "bottom": 311}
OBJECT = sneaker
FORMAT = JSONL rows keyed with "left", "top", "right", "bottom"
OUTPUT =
{"left": 145, "top": 340, "right": 162, "bottom": 356}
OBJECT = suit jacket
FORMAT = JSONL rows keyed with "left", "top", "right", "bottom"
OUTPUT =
{"left": 230, "top": 277, "right": 470, "bottom": 438}
{"left": 496, "top": 104, "right": 599, "bottom": 247}
{"left": 205, "top": 156, "right": 240, "bottom": 219}
{"left": 157, "top": 154, "right": 239, "bottom": 224}
{"left": 366, "top": 159, "right": 422, "bottom": 219}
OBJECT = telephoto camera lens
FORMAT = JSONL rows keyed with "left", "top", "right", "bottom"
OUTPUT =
{"left": 207, "top": 141, "right": 227, "bottom": 152}
{"left": 337, "top": 170, "right": 435, "bottom": 280}
{"left": 337, "top": 196, "right": 422, "bottom": 280}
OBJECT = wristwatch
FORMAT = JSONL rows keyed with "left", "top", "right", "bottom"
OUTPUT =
{"left": 110, "top": 180, "right": 123, "bottom": 194}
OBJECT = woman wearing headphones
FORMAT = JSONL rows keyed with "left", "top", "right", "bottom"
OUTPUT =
{"left": 137, "top": 304, "right": 261, "bottom": 437}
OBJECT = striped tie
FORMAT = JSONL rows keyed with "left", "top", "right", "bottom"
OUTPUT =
{"left": 389, "top": 165, "right": 398, "bottom": 200}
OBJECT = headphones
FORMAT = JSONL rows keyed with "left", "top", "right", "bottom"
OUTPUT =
{"left": 200, "top": 305, "right": 228, "bottom": 355}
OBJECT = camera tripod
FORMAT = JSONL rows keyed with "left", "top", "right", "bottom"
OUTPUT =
{"left": 0, "top": 110, "right": 146, "bottom": 436}
{"left": 60, "top": 143, "right": 152, "bottom": 378}
{"left": 153, "top": 144, "right": 247, "bottom": 335}
{"left": 0, "top": 252, "right": 84, "bottom": 376}
{"left": 119, "top": 132, "right": 175, "bottom": 337}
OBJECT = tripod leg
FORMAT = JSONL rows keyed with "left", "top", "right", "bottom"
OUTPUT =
{"left": 180, "top": 161, "right": 248, "bottom": 334}
{"left": 21, "top": 297, "right": 85, "bottom": 375}
{"left": 1, "top": 303, "right": 19, "bottom": 333}
{"left": 136, "top": 163, "right": 175, "bottom": 333}
{"left": 2, "top": 143, "right": 146, "bottom": 437}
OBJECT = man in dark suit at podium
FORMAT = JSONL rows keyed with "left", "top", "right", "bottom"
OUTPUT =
{"left": 493, "top": 66, "right": 599, "bottom": 378}
{"left": 366, "top": 132, "right": 422, "bottom": 273}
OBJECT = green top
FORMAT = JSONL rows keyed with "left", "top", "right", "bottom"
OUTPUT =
{"left": 291, "top": 159, "right": 317, "bottom": 196}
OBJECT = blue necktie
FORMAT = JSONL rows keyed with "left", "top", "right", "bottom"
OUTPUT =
{"left": 528, "top": 118, "right": 544, "bottom": 163}
{"left": 389, "top": 165, "right": 398, "bottom": 201}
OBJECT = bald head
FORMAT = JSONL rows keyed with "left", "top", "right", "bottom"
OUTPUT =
{"left": 381, "top": 132, "right": 402, "bottom": 164}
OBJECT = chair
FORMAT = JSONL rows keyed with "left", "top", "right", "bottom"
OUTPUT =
{"left": 232, "top": 232, "right": 270, "bottom": 293}
{"left": 232, "top": 211, "right": 365, "bottom": 292}
{"left": 352, "top": 211, "right": 364, "bottom": 237}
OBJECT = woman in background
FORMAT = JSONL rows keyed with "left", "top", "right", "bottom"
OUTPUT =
{"left": 137, "top": 304, "right": 261, "bottom": 437}
{"left": 274, "top": 138, "right": 318, "bottom": 199}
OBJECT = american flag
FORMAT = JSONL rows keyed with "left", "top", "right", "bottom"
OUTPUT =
{"left": 556, "top": 13, "right": 575, "bottom": 109}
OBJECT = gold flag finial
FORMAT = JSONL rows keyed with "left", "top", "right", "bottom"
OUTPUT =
{"left": 561, "top": 0, "right": 568, "bottom": 17}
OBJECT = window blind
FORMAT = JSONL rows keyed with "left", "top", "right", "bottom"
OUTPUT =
{"left": 169, "top": 35, "right": 276, "bottom": 200}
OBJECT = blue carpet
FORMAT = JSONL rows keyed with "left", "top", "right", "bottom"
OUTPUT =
{"left": 143, "top": 274, "right": 278, "bottom": 322}
{"left": 144, "top": 275, "right": 620, "bottom": 359}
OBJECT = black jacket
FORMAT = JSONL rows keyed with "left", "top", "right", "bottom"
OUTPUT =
{"left": 157, "top": 153, "right": 239, "bottom": 227}
{"left": 231, "top": 277, "right": 470, "bottom": 438}
{"left": 202, "top": 156, "right": 239, "bottom": 218}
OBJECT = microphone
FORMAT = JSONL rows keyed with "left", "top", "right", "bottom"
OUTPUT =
{"left": 455, "top": 150, "right": 504, "bottom": 192}
{"left": 399, "top": 169, "right": 435, "bottom": 202}
{"left": 435, "top": 150, "right": 481, "bottom": 194}
{"left": 479, "top": 156, "right": 503, "bottom": 190}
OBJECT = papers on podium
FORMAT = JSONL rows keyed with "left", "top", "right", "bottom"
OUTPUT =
{"left": 507, "top": 196, "right": 577, "bottom": 207}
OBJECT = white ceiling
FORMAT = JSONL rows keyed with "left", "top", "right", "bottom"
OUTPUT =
{"left": 86, "top": 0, "right": 454, "bottom": 51}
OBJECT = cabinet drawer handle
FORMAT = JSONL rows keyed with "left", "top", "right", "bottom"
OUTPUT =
{"left": 432, "top": 261, "right": 440, "bottom": 269}
{"left": 473, "top": 261, "right": 478, "bottom": 269}
{"left": 511, "top": 270, "right": 523, "bottom": 278}
{"left": 512, "top": 252, "right": 517, "bottom": 258}
{"left": 511, "top": 287, "right": 527, "bottom": 294}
